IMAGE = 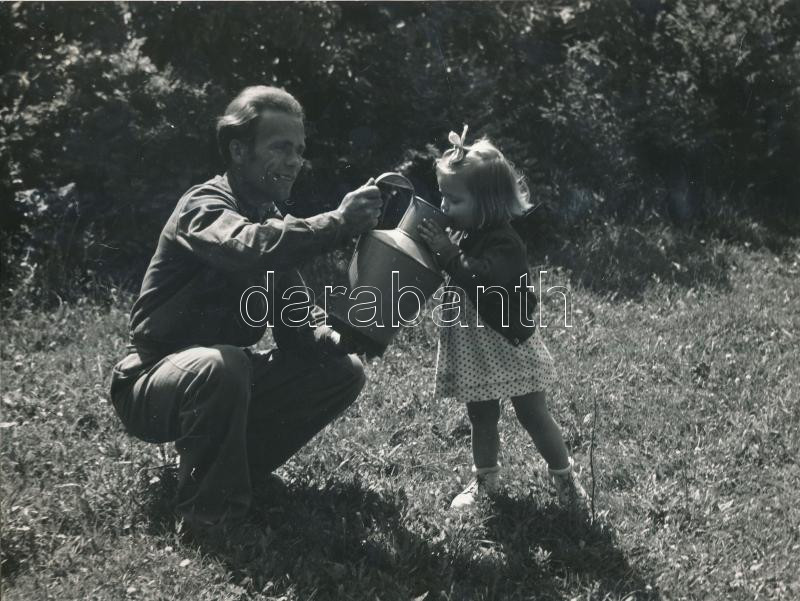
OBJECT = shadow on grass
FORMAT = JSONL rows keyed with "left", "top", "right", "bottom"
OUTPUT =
{"left": 213, "top": 477, "right": 507, "bottom": 600}
{"left": 486, "top": 495, "right": 659, "bottom": 600}
{"left": 135, "top": 470, "right": 490, "bottom": 598}
{"left": 134, "top": 463, "right": 180, "bottom": 535}
{"left": 135, "top": 469, "right": 658, "bottom": 599}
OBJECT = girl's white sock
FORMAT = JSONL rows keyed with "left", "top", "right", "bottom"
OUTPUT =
{"left": 548, "top": 457, "right": 574, "bottom": 476}
{"left": 473, "top": 463, "right": 501, "bottom": 476}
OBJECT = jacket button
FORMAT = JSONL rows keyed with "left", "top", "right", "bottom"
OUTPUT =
{"left": 512, "top": 338, "right": 520, "bottom": 345}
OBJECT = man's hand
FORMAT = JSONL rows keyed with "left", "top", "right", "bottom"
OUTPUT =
{"left": 418, "top": 219, "right": 458, "bottom": 262}
{"left": 311, "top": 325, "right": 365, "bottom": 358}
{"left": 336, "top": 178, "right": 383, "bottom": 235}
{"left": 308, "top": 325, "right": 346, "bottom": 357}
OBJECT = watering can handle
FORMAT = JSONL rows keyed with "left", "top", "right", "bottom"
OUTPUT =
{"left": 375, "top": 172, "right": 415, "bottom": 229}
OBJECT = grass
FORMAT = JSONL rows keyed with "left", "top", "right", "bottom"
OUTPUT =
{"left": 2, "top": 223, "right": 799, "bottom": 600}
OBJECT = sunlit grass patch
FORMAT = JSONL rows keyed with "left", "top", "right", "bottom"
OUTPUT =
{"left": 2, "top": 235, "right": 799, "bottom": 600}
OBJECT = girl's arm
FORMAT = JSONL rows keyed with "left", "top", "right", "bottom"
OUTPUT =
{"left": 442, "top": 235, "right": 525, "bottom": 289}
{"left": 418, "top": 220, "right": 525, "bottom": 288}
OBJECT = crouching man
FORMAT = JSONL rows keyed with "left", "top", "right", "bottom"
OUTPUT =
{"left": 109, "top": 86, "right": 382, "bottom": 542}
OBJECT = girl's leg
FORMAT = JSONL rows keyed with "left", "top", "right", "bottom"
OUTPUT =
{"left": 512, "top": 390, "right": 589, "bottom": 511}
{"left": 511, "top": 391, "right": 569, "bottom": 470}
{"left": 450, "top": 400, "right": 502, "bottom": 509}
{"left": 466, "top": 399, "right": 501, "bottom": 468}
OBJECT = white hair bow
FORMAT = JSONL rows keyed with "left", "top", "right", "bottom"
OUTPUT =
{"left": 447, "top": 124, "right": 469, "bottom": 162}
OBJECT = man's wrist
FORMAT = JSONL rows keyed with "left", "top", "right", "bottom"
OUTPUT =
{"left": 329, "top": 208, "right": 359, "bottom": 238}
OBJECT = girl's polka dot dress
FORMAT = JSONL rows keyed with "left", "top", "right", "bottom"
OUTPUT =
{"left": 434, "top": 287, "right": 557, "bottom": 403}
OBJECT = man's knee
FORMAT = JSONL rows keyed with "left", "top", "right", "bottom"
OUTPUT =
{"left": 314, "top": 353, "right": 366, "bottom": 404}
{"left": 194, "top": 345, "right": 252, "bottom": 401}
{"left": 335, "top": 353, "right": 367, "bottom": 395}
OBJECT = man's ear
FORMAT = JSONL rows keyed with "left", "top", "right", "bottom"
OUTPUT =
{"left": 229, "top": 139, "right": 247, "bottom": 165}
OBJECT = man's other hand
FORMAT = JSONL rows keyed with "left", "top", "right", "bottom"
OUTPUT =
{"left": 313, "top": 325, "right": 379, "bottom": 359}
{"left": 336, "top": 178, "right": 382, "bottom": 235}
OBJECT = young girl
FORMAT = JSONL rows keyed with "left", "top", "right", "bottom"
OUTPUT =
{"left": 418, "top": 126, "right": 589, "bottom": 511}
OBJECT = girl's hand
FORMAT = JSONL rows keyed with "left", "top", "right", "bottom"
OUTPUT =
{"left": 418, "top": 219, "right": 457, "bottom": 258}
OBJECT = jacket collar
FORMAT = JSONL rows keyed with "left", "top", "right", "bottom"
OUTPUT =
{"left": 222, "top": 173, "right": 282, "bottom": 223}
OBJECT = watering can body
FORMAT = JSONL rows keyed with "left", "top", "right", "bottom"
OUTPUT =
{"left": 328, "top": 192, "right": 451, "bottom": 356}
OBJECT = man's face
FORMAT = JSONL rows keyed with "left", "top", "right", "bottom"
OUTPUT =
{"left": 237, "top": 109, "right": 306, "bottom": 203}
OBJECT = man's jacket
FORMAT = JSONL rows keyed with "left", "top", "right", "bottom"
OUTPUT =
{"left": 127, "top": 174, "right": 347, "bottom": 363}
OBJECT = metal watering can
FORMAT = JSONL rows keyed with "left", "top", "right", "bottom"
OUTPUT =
{"left": 328, "top": 173, "right": 451, "bottom": 356}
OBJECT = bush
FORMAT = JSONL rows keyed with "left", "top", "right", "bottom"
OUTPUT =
{"left": 1, "top": 1, "right": 798, "bottom": 299}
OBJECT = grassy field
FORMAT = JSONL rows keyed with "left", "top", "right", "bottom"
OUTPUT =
{"left": 2, "top": 223, "right": 799, "bottom": 600}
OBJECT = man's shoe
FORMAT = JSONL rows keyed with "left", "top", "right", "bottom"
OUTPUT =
{"left": 450, "top": 465, "right": 500, "bottom": 510}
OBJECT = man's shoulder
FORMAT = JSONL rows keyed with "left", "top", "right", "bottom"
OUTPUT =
{"left": 160, "top": 174, "right": 239, "bottom": 238}
{"left": 179, "top": 174, "right": 236, "bottom": 208}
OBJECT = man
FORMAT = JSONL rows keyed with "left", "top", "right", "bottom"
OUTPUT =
{"left": 109, "top": 86, "right": 382, "bottom": 539}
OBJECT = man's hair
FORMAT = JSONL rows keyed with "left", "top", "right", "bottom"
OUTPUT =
{"left": 216, "top": 86, "right": 304, "bottom": 166}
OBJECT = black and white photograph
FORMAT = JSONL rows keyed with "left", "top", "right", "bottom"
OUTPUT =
{"left": 1, "top": 2, "right": 799, "bottom": 599}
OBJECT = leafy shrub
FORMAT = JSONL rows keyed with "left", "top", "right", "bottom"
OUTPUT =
{"left": 1, "top": 1, "right": 798, "bottom": 299}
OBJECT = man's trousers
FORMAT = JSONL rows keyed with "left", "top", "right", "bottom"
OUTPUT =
{"left": 110, "top": 345, "right": 365, "bottom": 526}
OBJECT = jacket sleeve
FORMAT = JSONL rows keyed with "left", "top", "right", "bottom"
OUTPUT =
{"left": 173, "top": 193, "right": 349, "bottom": 272}
{"left": 439, "top": 231, "right": 527, "bottom": 290}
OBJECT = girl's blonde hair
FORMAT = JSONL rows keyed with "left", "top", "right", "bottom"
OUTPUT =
{"left": 435, "top": 133, "right": 532, "bottom": 228}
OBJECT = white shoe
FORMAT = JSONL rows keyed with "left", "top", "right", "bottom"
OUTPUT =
{"left": 549, "top": 458, "right": 590, "bottom": 513}
{"left": 450, "top": 465, "right": 500, "bottom": 510}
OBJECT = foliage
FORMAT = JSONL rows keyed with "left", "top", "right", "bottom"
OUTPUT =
{"left": 1, "top": 1, "right": 799, "bottom": 297}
